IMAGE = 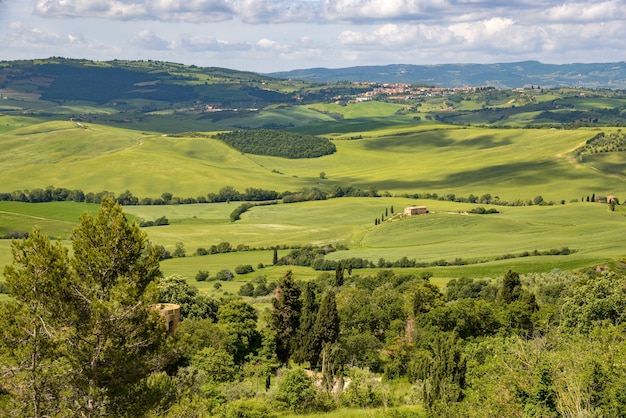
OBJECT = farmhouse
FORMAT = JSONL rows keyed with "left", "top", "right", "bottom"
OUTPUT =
{"left": 404, "top": 206, "right": 428, "bottom": 216}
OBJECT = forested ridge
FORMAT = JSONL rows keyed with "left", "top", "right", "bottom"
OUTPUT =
{"left": 2, "top": 200, "right": 626, "bottom": 417}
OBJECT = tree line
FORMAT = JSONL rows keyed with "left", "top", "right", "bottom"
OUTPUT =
{"left": 4, "top": 185, "right": 608, "bottom": 211}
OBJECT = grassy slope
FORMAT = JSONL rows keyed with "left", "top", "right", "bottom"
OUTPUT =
{"left": 2, "top": 105, "right": 626, "bottom": 288}
{"left": 3, "top": 105, "right": 621, "bottom": 203}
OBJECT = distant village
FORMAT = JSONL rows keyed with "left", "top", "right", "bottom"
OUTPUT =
{"left": 347, "top": 83, "right": 492, "bottom": 103}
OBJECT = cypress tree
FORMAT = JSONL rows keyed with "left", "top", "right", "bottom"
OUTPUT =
{"left": 314, "top": 290, "right": 340, "bottom": 346}
{"left": 291, "top": 282, "right": 319, "bottom": 365}
{"left": 313, "top": 290, "right": 340, "bottom": 388}
{"left": 269, "top": 270, "right": 302, "bottom": 364}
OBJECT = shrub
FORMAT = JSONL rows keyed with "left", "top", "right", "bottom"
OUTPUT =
{"left": 218, "top": 398, "right": 276, "bottom": 418}
{"left": 215, "top": 269, "right": 234, "bottom": 281}
{"left": 340, "top": 367, "right": 388, "bottom": 408}
{"left": 235, "top": 264, "right": 254, "bottom": 275}
{"left": 273, "top": 368, "right": 318, "bottom": 412}
{"left": 238, "top": 283, "right": 254, "bottom": 297}
{"left": 195, "top": 270, "right": 209, "bottom": 282}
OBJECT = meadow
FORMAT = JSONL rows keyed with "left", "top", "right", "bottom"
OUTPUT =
{"left": 2, "top": 195, "right": 624, "bottom": 297}
{"left": 1, "top": 93, "right": 626, "bottom": 294}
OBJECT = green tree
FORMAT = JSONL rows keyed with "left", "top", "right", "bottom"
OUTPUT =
{"left": 239, "top": 282, "right": 255, "bottom": 297}
{"left": 273, "top": 368, "right": 317, "bottom": 412}
{"left": 65, "top": 197, "right": 168, "bottom": 416}
{"left": 173, "top": 242, "right": 186, "bottom": 258}
{"left": 218, "top": 299, "right": 261, "bottom": 364}
{"left": 158, "top": 275, "right": 218, "bottom": 320}
{"left": 292, "top": 282, "right": 319, "bottom": 366}
{"left": 313, "top": 290, "right": 340, "bottom": 390}
{"left": 314, "top": 290, "right": 340, "bottom": 348}
{"left": 1, "top": 198, "right": 169, "bottom": 417}
{"left": 191, "top": 347, "right": 238, "bottom": 383}
{"left": 499, "top": 269, "right": 522, "bottom": 304}
{"left": 269, "top": 270, "right": 302, "bottom": 364}
{"left": 1, "top": 227, "right": 71, "bottom": 417}
{"left": 411, "top": 333, "right": 466, "bottom": 413}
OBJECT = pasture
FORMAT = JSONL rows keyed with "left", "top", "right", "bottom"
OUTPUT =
{"left": 2, "top": 197, "right": 624, "bottom": 295}
{"left": 2, "top": 99, "right": 626, "bottom": 294}
{"left": 1, "top": 111, "right": 623, "bottom": 204}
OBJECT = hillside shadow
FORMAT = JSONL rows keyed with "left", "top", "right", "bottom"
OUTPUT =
{"left": 341, "top": 160, "right": 588, "bottom": 191}
{"left": 361, "top": 130, "right": 511, "bottom": 152}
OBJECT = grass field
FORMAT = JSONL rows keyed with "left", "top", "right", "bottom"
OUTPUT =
{"left": 2, "top": 197, "right": 625, "bottom": 293}
{"left": 2, "top": 104, "right": 626, "bottom": 294}
{"left": 1, "top": 115, "right": 622, "bottom": 204}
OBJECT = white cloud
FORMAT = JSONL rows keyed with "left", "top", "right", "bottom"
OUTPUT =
{"left": 5, "top": 21, "right": 66, "bottom": 45}
{"left": 3, "top": 0, "right": 624, "bottom": 71}
{"left": 256, "top": 38, "right": 285, "bottom": 50}
{"left": 130, "top": 29, "right": 170, "bottom": 50}
{"left": 177, "top": 35, "right": 250, "bottom": 52}
{"left": 543, "top": 0, "right": 626, "bottom": 23}
{"left": 35, "top": 0, "right": 236, "bottom": 22}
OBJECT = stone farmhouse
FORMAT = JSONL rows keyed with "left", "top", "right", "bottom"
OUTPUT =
{"left": 404, "top": 206, "right": 428, "bottom": 216}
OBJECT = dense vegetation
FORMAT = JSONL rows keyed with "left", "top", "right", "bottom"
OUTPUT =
{"left": 215, "top": 129, "right": 336, "bottom": 159}
{"left": 4, "top": 200, "right": 626, "bottom": 417}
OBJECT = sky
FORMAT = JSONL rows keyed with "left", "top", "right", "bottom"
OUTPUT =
{"left": 0, "top": 0, "right": 625, "bottom": 73}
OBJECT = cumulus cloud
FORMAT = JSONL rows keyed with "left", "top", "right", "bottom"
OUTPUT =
{"left": 36, "top": 0, "right": 236, "bottom": 22}
{"left": 6, "top": 21, "right": 67, "bottom": 45}
{"left": 8, "top": 0, "right": 626, "bottom": 71}
{"left": 542, "top": 0, "right": 626, "bottom": 23}
{"left": 130, "top": 29, "right": 170, "bottom": 50}
{"left": 178, "top": 36, "right": 250, "bottom": 52}
{"left": 32, "top": 0, "right": 626, "bottom": 28}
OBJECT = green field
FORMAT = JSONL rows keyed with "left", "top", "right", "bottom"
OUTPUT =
{"left": 2, "top": 88, "right": 626, "bottom": 293}
{"left": 2, "top": 196, "right": 624, "bottom": 292}
{"left": 1, "top": 116, "right": 622, "bottom": 203}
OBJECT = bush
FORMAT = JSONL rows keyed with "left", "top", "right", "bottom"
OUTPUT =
{"left": 273, "top": 368, "right": 318, "bottom": 412}
{"left": 217, "top": 242, "right": 232, "bottom": 253}
{"left": 215, "top": 269, "right": 234, "bottom": 281}
{"left": 238, "top": 283, "right": 254, "bottom": 297}
{"left": 217, "top": 398, "right": 276, "bottom": 418}
{"left": 235, "top": 264, "right": 254, "bottom": 275}
{"left": 195, "top": 270, "right": 209, "bottom": 282}
{"left": 2, "top": 230, "right": 29, "bottom": 239}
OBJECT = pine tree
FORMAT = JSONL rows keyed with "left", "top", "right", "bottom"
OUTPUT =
{"left": 1, "top": 227, "right": 71, "bottom": 417}
{"left": 500, "top": 269, "right": 522, "bottom": 304}
{"left": 1, "top": 198, "right": 170, "bottom": 417}
{"left": 269, "top": 270, "right": 302, "bottom": 364}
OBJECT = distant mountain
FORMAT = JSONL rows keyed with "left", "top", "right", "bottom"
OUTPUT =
{"left": 268, "top": 61, "right": 626, "bottom": 89}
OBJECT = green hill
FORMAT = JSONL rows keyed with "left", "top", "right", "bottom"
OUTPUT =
{"left": 0, "top": 117, "right": 622, "bottom": 203}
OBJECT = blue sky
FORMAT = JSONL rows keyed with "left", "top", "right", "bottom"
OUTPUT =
{"left": 1, "top": 0, "right": 625, "bottom": 72}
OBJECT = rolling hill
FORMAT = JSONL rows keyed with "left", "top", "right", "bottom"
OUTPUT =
{"left": 269, "top": 61, "right": 626, "bottom": 88}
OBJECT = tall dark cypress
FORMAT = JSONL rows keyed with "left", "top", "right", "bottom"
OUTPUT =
{"left": 269, "top": 270, "right": 302, "bottom": 364}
